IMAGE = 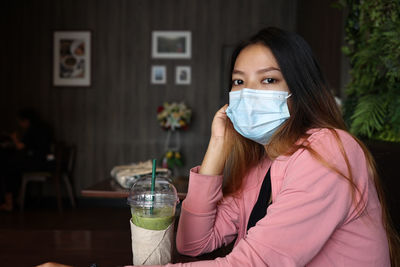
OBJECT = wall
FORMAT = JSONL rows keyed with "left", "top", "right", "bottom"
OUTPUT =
{"left": 296, "top": 0, "right": 344, "bottom": 97}
{"left": 1, "top": 0, "right": 298, "bottom": 193}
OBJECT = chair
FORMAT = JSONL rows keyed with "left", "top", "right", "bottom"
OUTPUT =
{"left": 19, "top": 142, "right": 76, "bottom": 211}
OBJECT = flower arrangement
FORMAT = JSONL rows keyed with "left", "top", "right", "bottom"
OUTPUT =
{"left": 162, "top": 150, "right": 183, "bottom": 169}
{"left": 157, "top": 102, "right": 192, "bottom": 130}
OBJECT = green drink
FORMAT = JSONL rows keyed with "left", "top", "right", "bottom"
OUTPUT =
{"left": 131, "top": 206, "right": 175, "bottom": 230}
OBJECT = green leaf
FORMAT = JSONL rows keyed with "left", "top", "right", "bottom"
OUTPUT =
{"left": 350, "top": 95, "right": 386, "bottom": 137}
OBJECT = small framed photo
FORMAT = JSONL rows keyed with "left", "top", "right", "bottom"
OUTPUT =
{"left": 53, "top": 31, "right": 91, "bottom": 86}
{"left": 151, "top": 65, "right": 167, "bottom": 84}
{"left": 175, "top": 66, "right": 191, "bottom": 85}
{"left": 152, "top": 31, "right": 191, "bottom": 59}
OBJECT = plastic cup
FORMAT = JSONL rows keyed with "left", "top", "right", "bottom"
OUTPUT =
{"left": 127, "top": 174, "right": 178, "bottom": 230}
{"left": 127, "top": 174, "right": 179, "bottom": 265}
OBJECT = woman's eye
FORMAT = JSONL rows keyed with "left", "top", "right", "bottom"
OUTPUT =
{"left": 232, "top": 79, "right": 244, "bottom": 86}
{"left": 263, "top": 78, "right": 276, "bottom": 84}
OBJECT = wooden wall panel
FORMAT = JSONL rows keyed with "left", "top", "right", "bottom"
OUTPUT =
{"left": 296, "top": 0, "right": 344, "bottom": 96}
{"left": 1, "top": 0, "right": 298, "bottom": 193}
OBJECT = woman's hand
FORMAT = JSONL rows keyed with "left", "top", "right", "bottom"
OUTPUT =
{"left": 211, "top": 104, "right": 228, "bottom": 138}
{"left": 199, "top": 105, "right": 229, "bottom": 176}
{"left": 10, "top": 132, "right": 25, "bottom": 150}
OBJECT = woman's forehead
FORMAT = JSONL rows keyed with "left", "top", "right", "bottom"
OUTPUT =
{"left": 234, "top": 44, "right": 279, "bottom": 71}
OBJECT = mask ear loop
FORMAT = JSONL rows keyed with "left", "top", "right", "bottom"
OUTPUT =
{"left": 286, "top": 93, "right": 292, "bottom": 99}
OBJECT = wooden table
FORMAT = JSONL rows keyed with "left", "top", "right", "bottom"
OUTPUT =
{"left": 79, "top": 177, "right": 233, "bottom": 264}
{"left": 0, "top": 228, "right": 233, "bottom": 266}
{"left": 81, "top": 177, "right": 188, "bottom": 200}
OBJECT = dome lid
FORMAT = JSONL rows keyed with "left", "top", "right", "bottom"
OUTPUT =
{"left": 127, "top": 174, "right": 179, "bottom": 208}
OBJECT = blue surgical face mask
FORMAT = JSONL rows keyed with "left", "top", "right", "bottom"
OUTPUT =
{"left": 226, "top": 88, "right": 291, "bottom": 145}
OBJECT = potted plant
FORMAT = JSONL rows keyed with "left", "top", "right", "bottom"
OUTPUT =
{"left": 339, "top": 0, "right": 400, "bottom": 230}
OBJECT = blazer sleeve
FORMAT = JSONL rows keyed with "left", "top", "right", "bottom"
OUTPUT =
{"left": 150, "top": 130, "right": 364, "bottom": 267}
{"left": 175, "top": 166, "right": 240, "bottom": 256}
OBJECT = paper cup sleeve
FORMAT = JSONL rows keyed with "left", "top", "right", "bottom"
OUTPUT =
{"left": 130, "top": 219, "right": 174, "bottom": 265}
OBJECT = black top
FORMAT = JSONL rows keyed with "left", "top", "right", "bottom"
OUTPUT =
{"left": 21, "top": 123, "right": 52, "bottom": 161}
{"left": 247, "top": 168, "right": 272, "bottom": 231}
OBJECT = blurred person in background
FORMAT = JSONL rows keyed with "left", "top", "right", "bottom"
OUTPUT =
{"left": 0, "top": 108, "right": 53, "bottom": 211}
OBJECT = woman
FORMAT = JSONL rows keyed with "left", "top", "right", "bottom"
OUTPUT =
{"left": 39, "top": 27, "right": 398, "bottom": 267}
{"left": 172, "top": 27, "right": 399, "bottom": 266}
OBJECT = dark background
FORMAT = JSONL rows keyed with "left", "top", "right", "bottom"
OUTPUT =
{"left": 0, "top": 0, "right": 344, "bottom": 194}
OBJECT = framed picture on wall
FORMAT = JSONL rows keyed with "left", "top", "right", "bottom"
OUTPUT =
{"left": 175, "top": 66, "right": 191, "bottom": 85}
{"left": 152, "top": 31, "right": 191, "bottom": 59}
{"left": 151, "top": 65, "right": 167, "bottom": 84}
{"left": 53, "top": 31, "right": 91, "bottom": 86}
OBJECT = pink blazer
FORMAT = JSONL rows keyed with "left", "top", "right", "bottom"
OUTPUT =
{"left": 150, "top": 129, "right": 390, "bottom": 266}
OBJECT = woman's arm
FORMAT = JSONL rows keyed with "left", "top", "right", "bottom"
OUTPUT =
{"left": 176, "top": 167, "right": 239, "bottom": 256}
{"left": 176, "top": 105, "right": 241, "bottom": 255}
{"left": 199, "top": 105, "right": 228, "bottom": 176}
{"left": 36, "top": 263, "right": 72, "bottom": 267}
{"left": 10, "top": 132, "right": 25, "bottom": 150}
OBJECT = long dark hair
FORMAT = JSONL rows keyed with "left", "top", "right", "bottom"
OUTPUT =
{"left": 222, "top": 27, "right": 400, "bottom": 265}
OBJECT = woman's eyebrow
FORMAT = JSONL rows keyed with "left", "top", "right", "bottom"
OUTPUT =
{"left": 257, "top": 67, "right": 281, "bottom": 73}
{"left": 232, "top": 69, "right": 245, "bottom": 75}
{"left": 232, "top": 67, "right": 281, "bottom": 75}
